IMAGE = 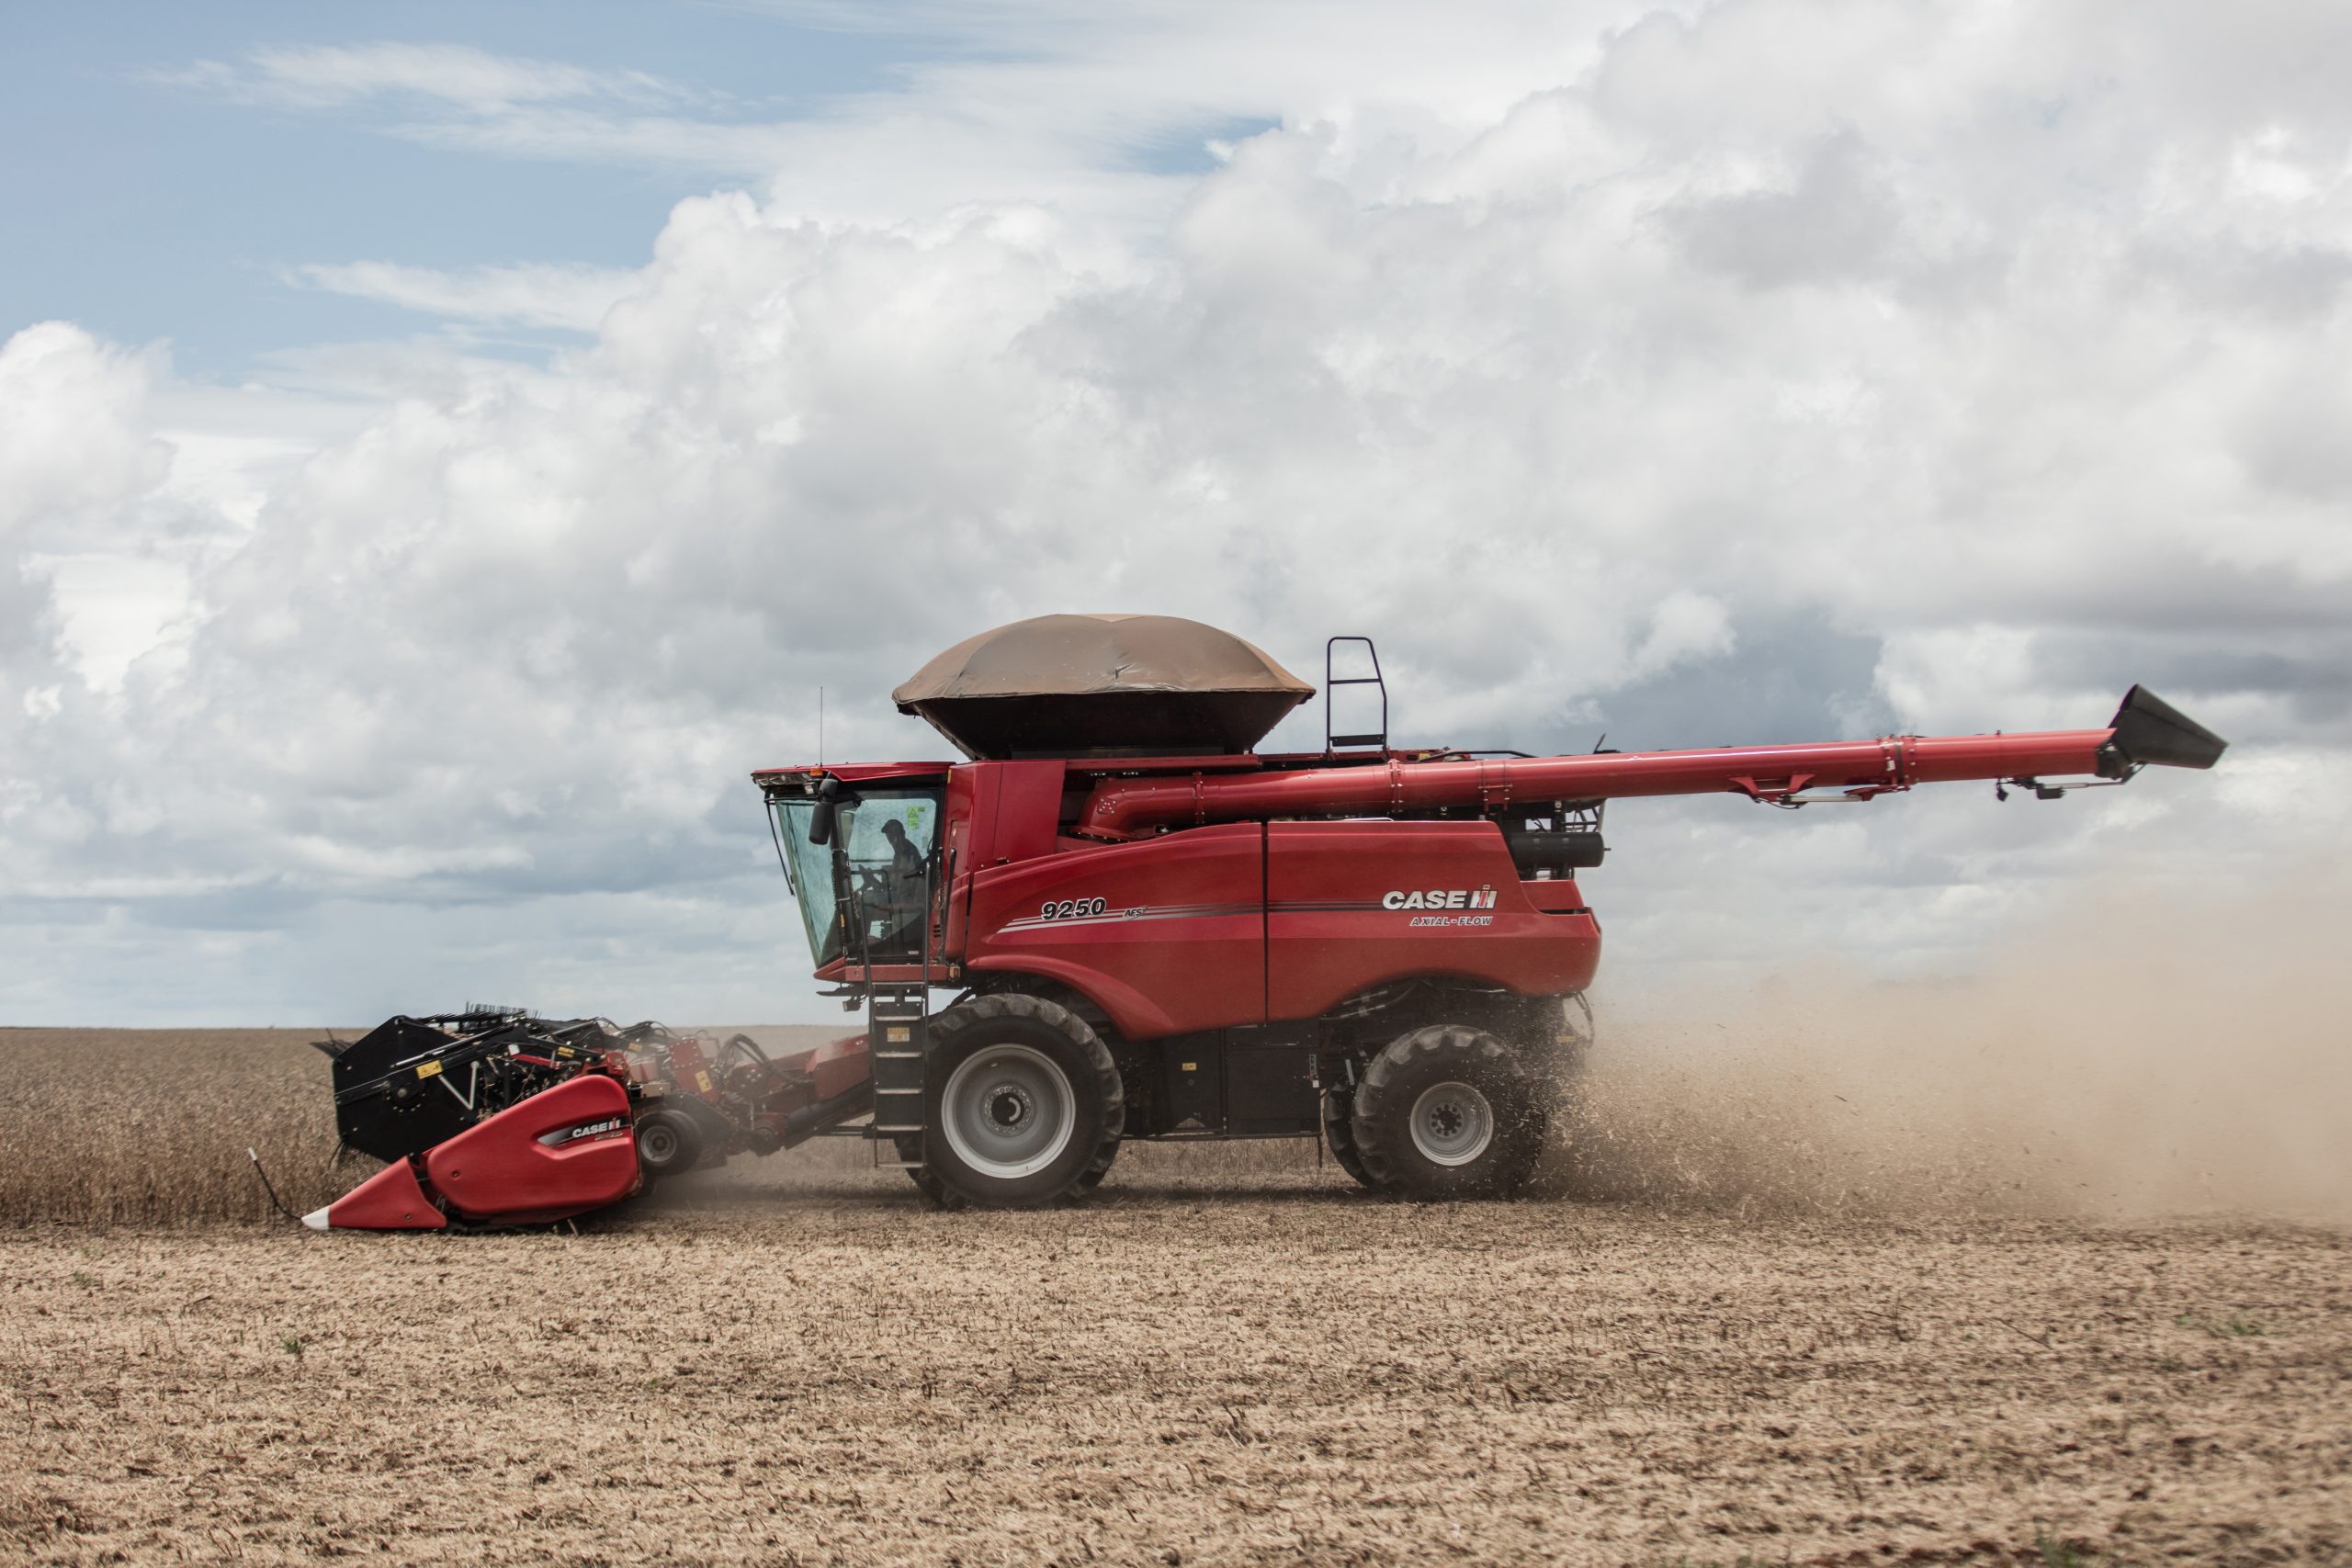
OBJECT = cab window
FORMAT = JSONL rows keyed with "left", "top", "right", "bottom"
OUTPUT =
{"left": 770, "top": 784, "right": 943, "bottom": 967}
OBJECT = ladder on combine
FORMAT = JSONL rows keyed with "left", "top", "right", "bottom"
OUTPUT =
{"left": 861, "top": 856, "right": 937, "bottom": 1171}
{"left": 867, "top": 980, "right": 929, "bottom": 1169}
{"left": 1325, "top": 636, "right": 1389, "bottom": 752}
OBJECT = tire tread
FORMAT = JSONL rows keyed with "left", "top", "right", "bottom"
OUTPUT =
{"left": 1351, "top": 1023, "right": 1543, "bottom": 1200}
{"left": 920, "top": 993, "right": 1123, "bottom": 1209}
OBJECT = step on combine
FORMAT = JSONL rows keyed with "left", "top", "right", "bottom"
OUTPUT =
{"left": 307, "top": 614, "right": 2225, "bottom": 1227}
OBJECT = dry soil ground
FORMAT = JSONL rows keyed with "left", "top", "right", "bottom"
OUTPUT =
{"left": 2, "top": 1029, "right": 2346, "bottom": 1566}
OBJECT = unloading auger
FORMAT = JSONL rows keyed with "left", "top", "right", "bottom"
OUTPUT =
{"left": 306, "top": 615, "right": 2226, "bottom": 1227}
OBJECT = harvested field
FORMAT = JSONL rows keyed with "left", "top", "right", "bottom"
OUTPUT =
{"left": 5, "top": 1201, "right": 2346, "bottom": 1566}
{"left": 4, "top": 986, "right": 2347, "bottom": 1565}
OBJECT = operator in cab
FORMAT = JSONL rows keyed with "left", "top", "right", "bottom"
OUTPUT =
{"left": 873, "top": 816, "right": 930, "bottom": 953}
{"left": 880, "top": 817, "right": 923, "bottom": 890}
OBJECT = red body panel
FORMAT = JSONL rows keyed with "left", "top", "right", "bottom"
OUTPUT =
{"left": 322, "top": 1158, "right": 447, "bottom": 1231}
{"left": 423, "top": 1075, "right": 639, "bottom": 1224}
{"left": 1266, "top": 821, "right": 1600, "bottom": 1020}
{"left": 798, "top": 1032, "right": 872, "bottom": 1100}
{"left": 980, "top": 760, "right": 1067, "bottom": 867}
{"left": 954, "top": 818, "right": 1605, "bottom": 1037}
{"left": 1521, "top": 878, "right": 1588, "bottom": 914}
{"left": 962, "top": 823, "right": 1268, "bottom": 1039}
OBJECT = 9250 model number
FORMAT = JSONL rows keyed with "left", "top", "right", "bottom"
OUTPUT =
{"left": 1037, "top": 897, "right": 1108, "bottom": 919}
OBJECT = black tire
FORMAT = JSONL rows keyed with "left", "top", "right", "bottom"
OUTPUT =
{"left": 894, "top": 1135, "right": 969, "bottom": 1210}
{"left": 1322, "top": 1084, "right": 1374, "bottom": 1189}
{"left": 1351, "top": 1024, "right": 1544, "bottom": 1200}
{"left": 909, "top": 1166, "right": 970, "bottom": 1210}
{"left": 1075, "top": 1143, "right": 1119, "bottom": 1190}
{"left": 921, "top": 994, "right": 1123, "bottom": 1209}
{"left": 635, "top": 1108, "right": 705, "bottom": 1180}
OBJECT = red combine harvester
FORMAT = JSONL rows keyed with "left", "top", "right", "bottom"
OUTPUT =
{"left": 306, "top": 614, "right": 2225, "bottom": 1227}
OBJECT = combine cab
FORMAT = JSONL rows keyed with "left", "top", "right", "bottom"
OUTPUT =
{"left": 309, "top": 612, "right": 2225, "bottom": 1227}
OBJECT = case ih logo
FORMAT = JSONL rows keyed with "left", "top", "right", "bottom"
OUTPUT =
{"left": 1382, "top": 887, "right": 1499, "bottom": 911}
{"left": 537, "top": 1116, "right": 628, "bottom": 1147}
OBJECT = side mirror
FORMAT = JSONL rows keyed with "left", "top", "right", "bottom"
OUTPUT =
{"left": 807, "top": 778, "right": 838, "bottom": 845}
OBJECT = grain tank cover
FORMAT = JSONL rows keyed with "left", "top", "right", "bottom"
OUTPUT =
{"left": 893, "top": 614, "right": 1314, "bottom": 759}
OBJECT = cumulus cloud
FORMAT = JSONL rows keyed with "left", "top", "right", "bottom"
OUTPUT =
{"left": 0, "top": 323, "right": 172, "bottom": 544}
{"left": 9, "top": 0, "right": 2351, "bottom": 1021}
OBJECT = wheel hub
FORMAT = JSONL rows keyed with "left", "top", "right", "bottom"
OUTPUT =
{"left": 941, "top": 1045, "right": 1077, "bottom": 1180}
{"left": 1408, "top": 1080, "right": 1495, "bottom": 1167}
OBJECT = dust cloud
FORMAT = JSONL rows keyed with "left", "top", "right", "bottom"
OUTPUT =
{"left": 1551, "top": 865, "right": 2352, "bottom": 1220}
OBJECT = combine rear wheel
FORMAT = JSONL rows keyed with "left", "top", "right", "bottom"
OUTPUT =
{"left": 1351, "top": 1025, "right": 1544, "bottom": 1200}
{"left": 921, "top": 995, "right": 1123, "bottom": 1209}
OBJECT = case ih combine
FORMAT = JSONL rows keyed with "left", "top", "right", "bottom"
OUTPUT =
{"left": 304, "top": 614, "right": 2225, "bottom": 1228}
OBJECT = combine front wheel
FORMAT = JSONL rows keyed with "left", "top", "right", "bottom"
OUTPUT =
{"left": 1351, "top": 1025, "right": 1544, "bottom": 1199}
{"left": 889, "top": 1135, "right": 968, "bottom": 1209}
{"left": 1322, "top": 1085, "right": 1374, "bottom": 1189}
{"left": 1076, "top": 1144, "right": 1120, "bottom": 1190}
{"left": 922, "top": 995, "right": 1124, "bottom": 1209}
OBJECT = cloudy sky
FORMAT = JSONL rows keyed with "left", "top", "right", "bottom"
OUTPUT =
{"left": 3, "top": 1, "right": 2345, "bottom": 1025}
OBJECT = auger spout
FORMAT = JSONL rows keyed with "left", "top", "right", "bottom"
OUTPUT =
{"left": 1075, "top": 687, "right": 2224, "bottom": 840}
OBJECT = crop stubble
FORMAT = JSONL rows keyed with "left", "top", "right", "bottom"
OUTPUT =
{"left": 5, "top": 1201, "right": 2346, "bottom": 1566}
{"left": 1, "top": 1025, "right": 2346, "bottom": 1565}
